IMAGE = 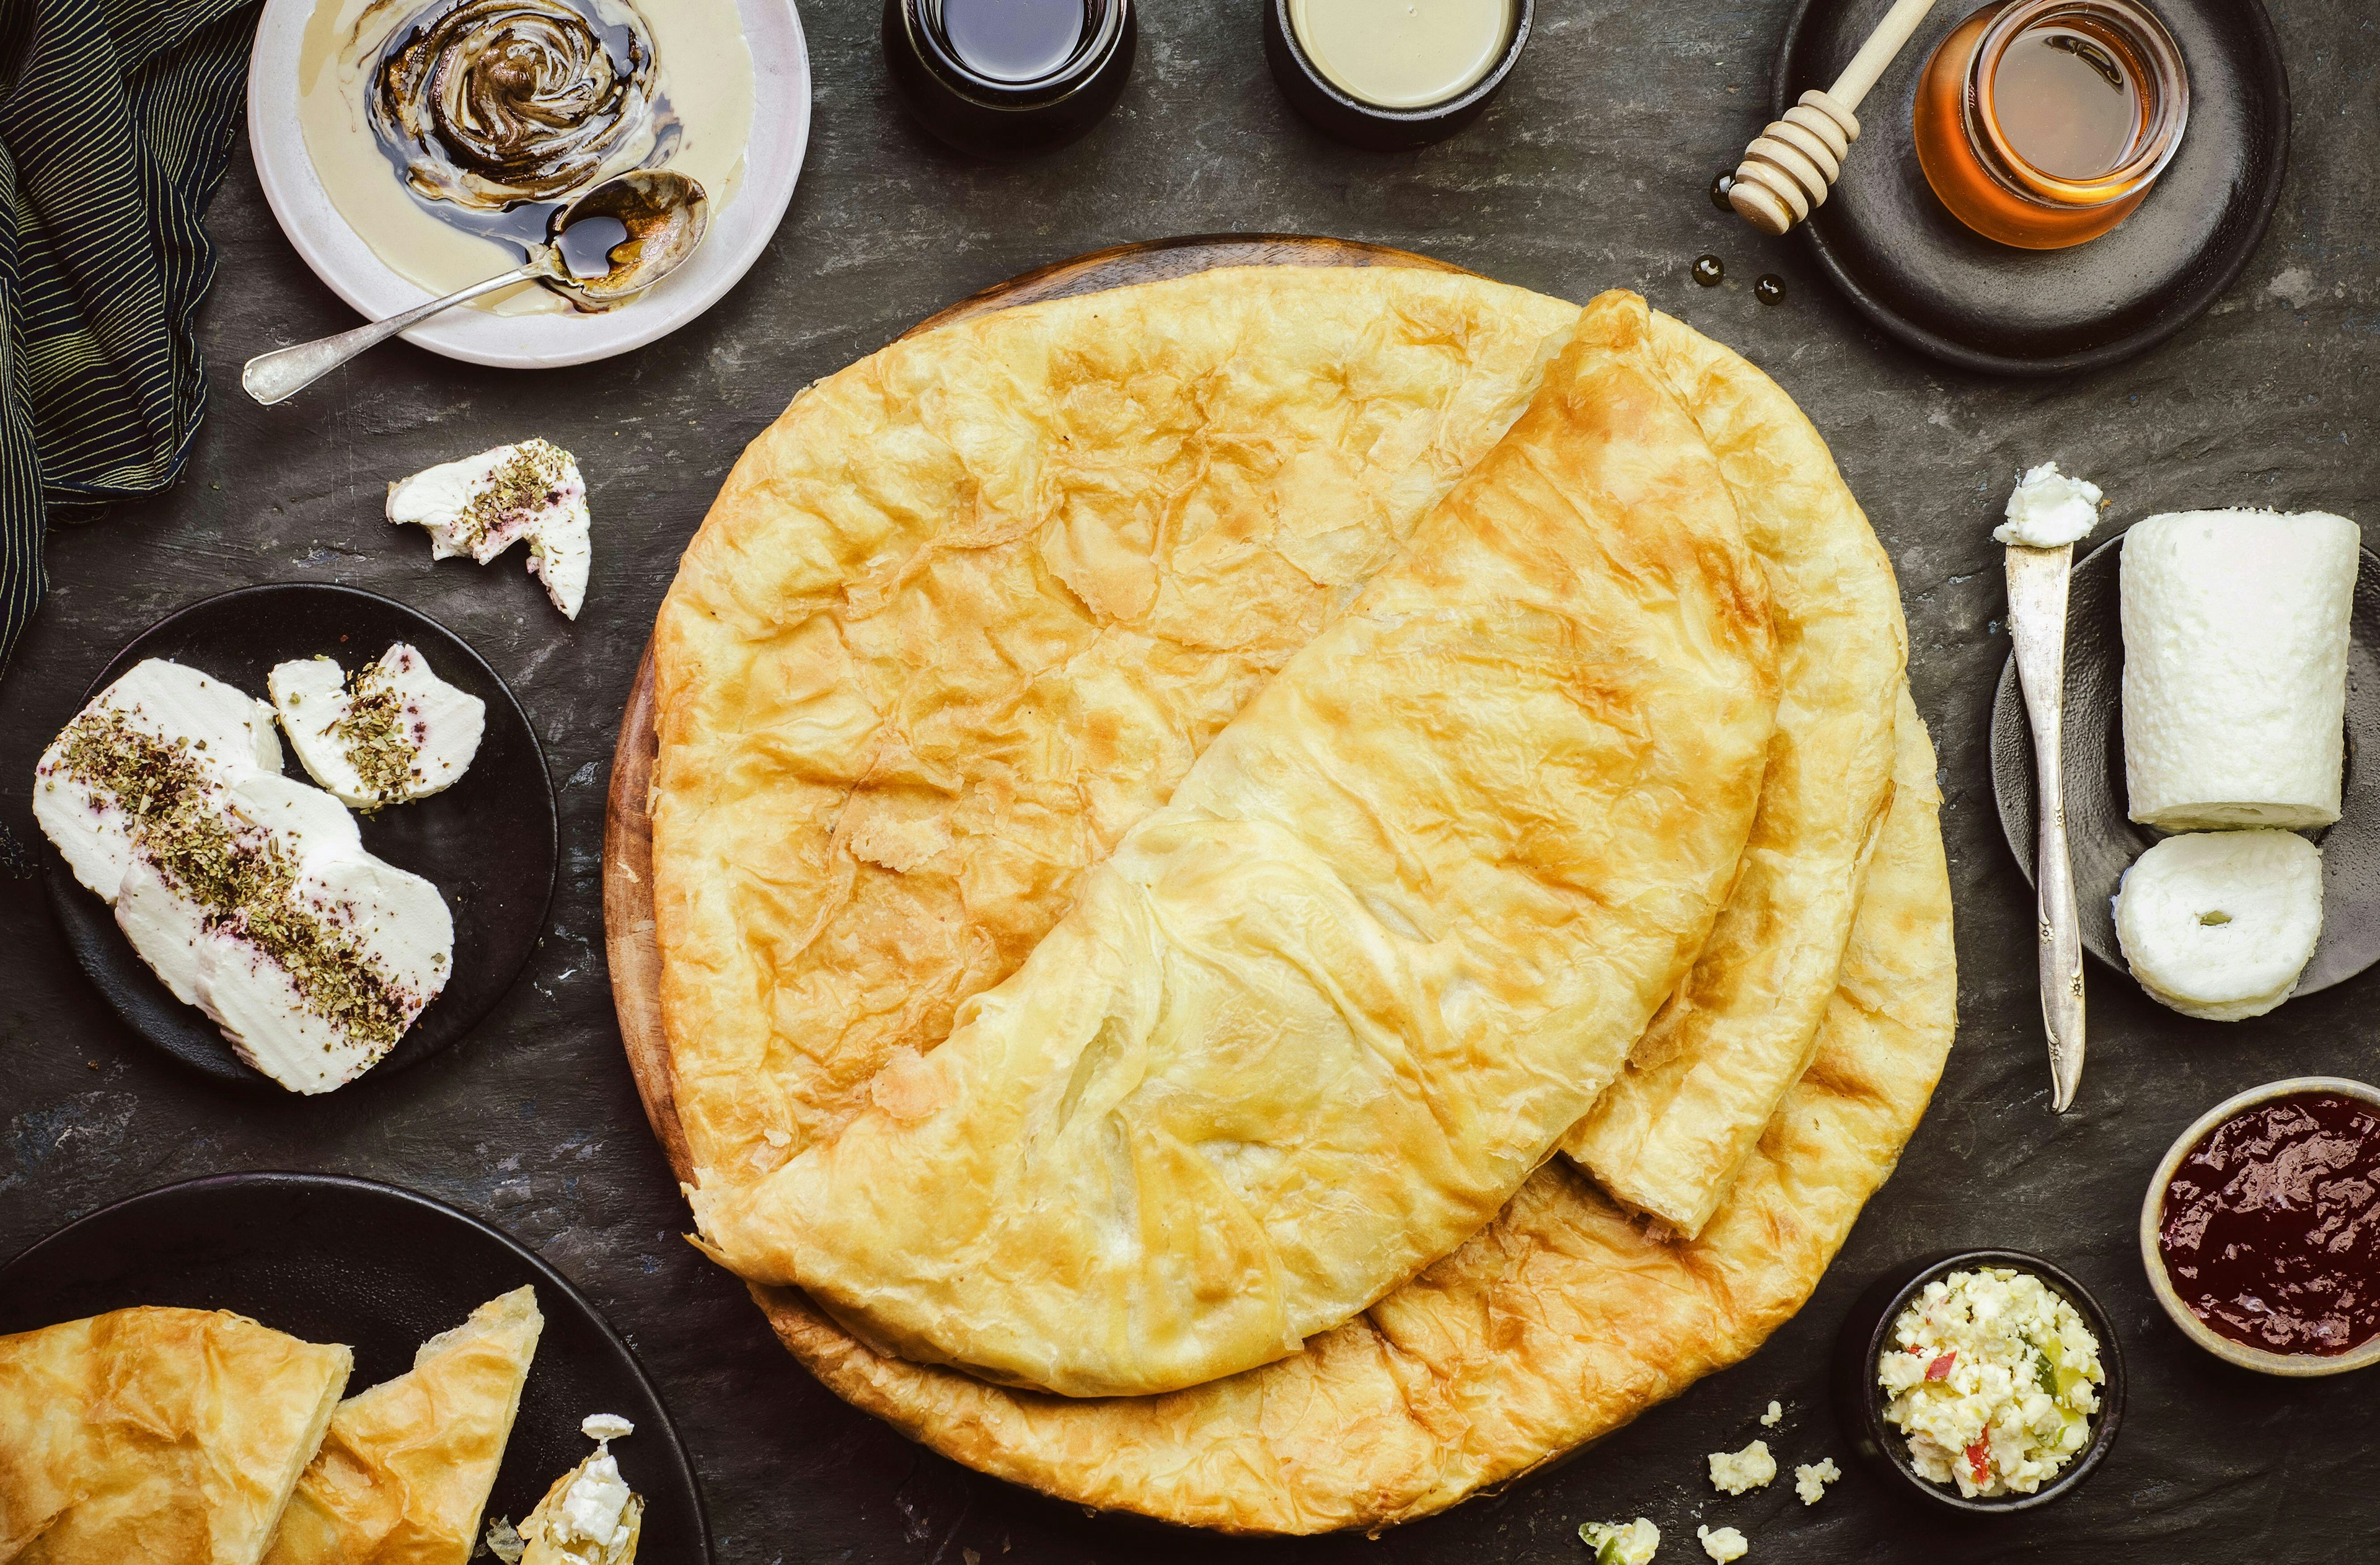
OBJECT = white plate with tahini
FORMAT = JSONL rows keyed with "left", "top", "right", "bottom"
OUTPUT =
{"left": 245, "top": 0, "right": 809, "bottom": 371}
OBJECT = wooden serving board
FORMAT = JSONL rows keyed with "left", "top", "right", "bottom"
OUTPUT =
{"left": 601, "top": 234, "right": 1473, "bottom": 1183}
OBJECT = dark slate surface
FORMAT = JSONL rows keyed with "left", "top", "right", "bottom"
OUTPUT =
{"left": 3, "top": 2, "right": 2375, "bottom": 1561}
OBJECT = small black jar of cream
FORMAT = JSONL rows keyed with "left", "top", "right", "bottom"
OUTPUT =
{"left": 885, "top": 0, "right": 1135, "bottom": 157}
{"left": 1265, "top": 0, "right": 1532, "bottom": 150}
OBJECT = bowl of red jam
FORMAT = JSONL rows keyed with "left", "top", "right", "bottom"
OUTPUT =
{"left": 2141, "top": 1077, "right": 2380, "bottom": 1376}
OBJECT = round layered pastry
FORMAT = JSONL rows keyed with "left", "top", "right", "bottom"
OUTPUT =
{"left": 620, "top": 263, "right": 1954, "bottom": 1532}
{"left": 296, "top": 0, "right": 752, "bottom": 314}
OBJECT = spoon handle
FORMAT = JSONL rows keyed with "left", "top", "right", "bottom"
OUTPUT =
{"left": 242, "top": 262, "right": 547, "bottom": 407}
{"left": 2006, "top": 543, "right": 2086, "bottom": 1112}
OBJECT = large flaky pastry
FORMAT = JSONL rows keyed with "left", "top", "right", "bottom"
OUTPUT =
{"left": 0, "top": 1307, "right": 353, "bottom": 1565}
{"left": 690, "top": 296, "right": 1781, "bottom": 1396}
{"left": 261, "top": 1287, "right": 543, "bottom": 1565}
{"left": 1560, "top": 307, "right": 1908, "bottom": 1237}
{"left": 641, "top": 265, "right": 1954, "bottom": 1530}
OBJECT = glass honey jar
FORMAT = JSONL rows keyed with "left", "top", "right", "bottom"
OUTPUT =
{"left": 1913, "top": 0, "right": 2188, "bottom": 250}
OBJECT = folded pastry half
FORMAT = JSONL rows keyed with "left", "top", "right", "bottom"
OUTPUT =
{"left": 261, "top": 1287, "right": 543, "bottom": 1565}
{"left": 692, "top": 289, "right": 1781, "bottom": 1397}
{"left": 0, "top": 1307, "right": 353, "bottom": 1565}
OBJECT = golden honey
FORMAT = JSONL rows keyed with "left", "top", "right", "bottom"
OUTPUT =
{"left": 1913, "top": 0, "right": 2187, "bottom": 250}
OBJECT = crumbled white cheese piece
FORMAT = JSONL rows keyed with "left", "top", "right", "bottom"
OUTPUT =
{"left": 1993, "top": 461, "right": 2104, "bottom": 548}
{"left": 1758, "top": 1400, "right": 1781, "bottom": 1427}
{"left": 581, "top": 1413, "right": 635, "bottom": 1442}
{"left": 270, "top": 643, "right": 485, "bottom": 808}
{"left": 1794, "top": 1457, "right": 1841, "bottom": 1505}
{"left": 1877, "top": 1266, "right": 2104, "bottom": 1497}
{"left": 1697, "top": 1524, "right": 1748, "bottom": 1563}
{"left": 550, "top": 1452, "right": 635, "bottom": 1552}
{"left": 387, "top": 438, "right": 591, "bottom": 618}
{"left": 1706, "top": 1438, "right": 1776, "bottom": 1496}
{"left": 33, "top": 659, "right": 452, "bottom": 1094}
{"left": 1579, "top": 1517, "right": 1660, "bottom": 1564}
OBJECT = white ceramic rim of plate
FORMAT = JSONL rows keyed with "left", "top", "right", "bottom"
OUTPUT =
{"left": 246, "top": 0, "right": 809, "bottom": 369}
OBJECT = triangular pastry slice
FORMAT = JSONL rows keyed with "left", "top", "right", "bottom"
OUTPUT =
{"left": 261, "top": 1287, "right": 544, "bottom": 1565}
{"left": 0, "top": 1307, "right": 352, "bottom": 1565}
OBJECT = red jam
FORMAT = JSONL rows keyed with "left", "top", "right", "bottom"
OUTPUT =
{"left": 2159, "top": 1091, "right": 2380, "bottom": 1357}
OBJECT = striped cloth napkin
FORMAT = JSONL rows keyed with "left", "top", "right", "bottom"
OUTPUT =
{"left": 0, "top": 0, "right": 259, "bottom": 674}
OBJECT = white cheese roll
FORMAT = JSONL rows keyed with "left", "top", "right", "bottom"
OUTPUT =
{"left": 2113, "top": 830, "right": 2323, "bottom": 1021}
{"left": 2121, "top": 509, "right": 2360, "bottom": 829}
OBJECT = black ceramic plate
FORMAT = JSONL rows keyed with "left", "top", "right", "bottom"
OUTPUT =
{"left": 0, "top": 1172, "right": 711, "bottom": 1560}
{"left": 1991, "top": 536, "right": 2380, "bottom": 996}
{"left": 1776, "top": 0, "right": 2289, "bottom": 376}
{"left": 41, "top": 583, "right": 557, "bottom": 1089}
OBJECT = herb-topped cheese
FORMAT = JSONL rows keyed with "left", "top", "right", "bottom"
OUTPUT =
{"left": 270, "top": 643, "right": 485, "bottom": 808}
{"left": 1877, "top": 1266, "right": 2104, "bottom": 1498}
{"left": 387, "top": 438, "right": 592, "bottom": 619}
{"left": 32, "top": 658, "right": 453, "bottom": 1093}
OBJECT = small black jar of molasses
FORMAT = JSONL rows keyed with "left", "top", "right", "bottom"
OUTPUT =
{"left": 884, "top": 0, "right": 1135, "bottom": 157}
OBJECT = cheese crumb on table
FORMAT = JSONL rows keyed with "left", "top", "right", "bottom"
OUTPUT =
{"left": 1758, "top": 1400, "right": 1781, "bottom": 1427}
{"left": 1706, "top": 1438, "right": 1776, "bottom": 1495}
{"left": 1698, "top": 1524, "right": 1748, "bottom": 1563}
{"left": 1579, "top": 1517, "right": 1660, "bottom": 1564}
{"left": 1794, "top": 1457, "right": 1841, "bottom": 1504}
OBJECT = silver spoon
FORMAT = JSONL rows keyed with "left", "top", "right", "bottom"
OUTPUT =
{"left": 2006, "top": 541, "right": 2086, "bottom": 1111}
{"left": 242, "top": 170, "right": 710, "bottom": 407}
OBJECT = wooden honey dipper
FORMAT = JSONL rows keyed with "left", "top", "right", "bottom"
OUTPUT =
{"left": 1728, "top": 0, "right": 1941, "bottom": 236}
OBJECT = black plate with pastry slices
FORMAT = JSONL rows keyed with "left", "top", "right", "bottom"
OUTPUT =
{"left": 0, "top": 1171, "right": 712, "bottom": 1562}
{"left": 42, "top": 583, "right": 558, "bottom": 1090}
{"left": 1774, "top": 0, "right": 2289, "bottom": 376}
{"left": 1990, "top": 534, "right": 2380, "bottom": 995}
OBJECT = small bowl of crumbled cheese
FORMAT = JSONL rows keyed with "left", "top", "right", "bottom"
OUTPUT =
{"left": 1833, "top": 1250, "right": 2125, "bottom": 1513}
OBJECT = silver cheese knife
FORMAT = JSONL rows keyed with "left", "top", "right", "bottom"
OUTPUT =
{"left": 2005, "top": 543, "right": 2086, "bottom": 1111}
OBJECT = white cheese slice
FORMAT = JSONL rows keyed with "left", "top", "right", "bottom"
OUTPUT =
{"left": 387, "top": 439, "right": 592, "bottom": 619}
{"left": 33, "top": 660, "right": 456, "bottom": 1093}
{"left": 270, "top": 643, "right": 486, "bottom": 807}
{"left": 2114, "top": 829, "right": 2324, "bottom": 1021}
{"left": 2121, "top": 509, "right": 2360, "bottom": 830}
{"left": 201, "top": 852, "right": 452, "bottom": 1093}
{"left": 33, "top": 659, "right": 279, "bottom": 899}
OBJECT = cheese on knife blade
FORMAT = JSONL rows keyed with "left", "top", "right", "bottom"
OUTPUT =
{"left": 33, "top": 658, "right": 455, "bottom": 1093}
{"left": 689, "top": 291, "right": 1780, "bottom": 1398}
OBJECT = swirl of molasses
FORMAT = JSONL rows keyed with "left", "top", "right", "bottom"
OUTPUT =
{"left": 374, "top": 0, "right": 654, "bottom": 209}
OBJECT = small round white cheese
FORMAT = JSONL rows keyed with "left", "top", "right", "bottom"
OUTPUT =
{"left": 1993, "top": 462, "right": 2103, "bottom": 548}
{"left": 2115, "top": 829, "right": 2324, "bottom": 1021}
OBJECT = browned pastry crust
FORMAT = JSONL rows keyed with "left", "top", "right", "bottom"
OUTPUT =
{"left": 1560, "top": 311, "right": 1910, "bottom": 1237}
{"left": 644, "top": 266, "right": 1955, "bottom": 1530}
{"left": 0, "top": 1307, "right": 353, "bottom": 1565}
{"left": 260, "top": 1287, "right": 543, "bottom": 1565}
{"left": 689, "top": 291, "right": 1781, "bottom": 1397}
{"left": 743, "top": 686, "right": 1947, "bottom": 1533}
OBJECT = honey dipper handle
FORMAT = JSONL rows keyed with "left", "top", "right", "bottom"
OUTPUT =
{"left": 1726, "top": 0, "right": 1939, "bottom": 236}
{"left": 1827, "top": 0, "right": 1942, "bottom": 112}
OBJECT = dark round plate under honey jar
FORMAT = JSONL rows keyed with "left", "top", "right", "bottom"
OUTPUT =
{"left": 1773, "top": 0, "right": 2288, "bottom": 376}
